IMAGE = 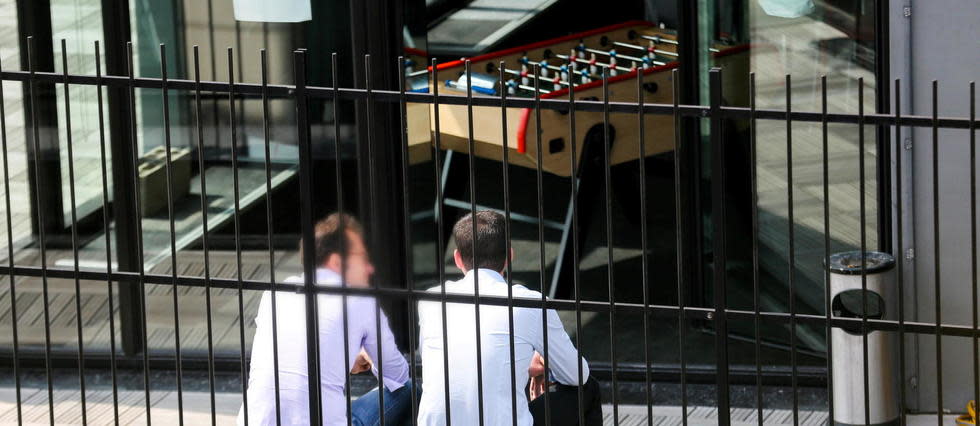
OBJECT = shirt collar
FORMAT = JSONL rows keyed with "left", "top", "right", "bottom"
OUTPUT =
{"left": 462, "top": 268, "right": 506, "bottom": 286}
{"left": 315, "top": 267, "right": 343, "bottom": 286}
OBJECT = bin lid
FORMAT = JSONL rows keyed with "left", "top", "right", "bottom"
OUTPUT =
{"left": 827, "top": 251, "right": 895, "bottom": 275}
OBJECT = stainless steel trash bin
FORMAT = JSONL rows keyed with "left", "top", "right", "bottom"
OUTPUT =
{"left": 828, "top": 251, "right": 899, "bottom": 426}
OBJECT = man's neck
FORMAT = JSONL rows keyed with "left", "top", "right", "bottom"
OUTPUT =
{"left": 462, "top": 267, "right": 505, "bottom": 275}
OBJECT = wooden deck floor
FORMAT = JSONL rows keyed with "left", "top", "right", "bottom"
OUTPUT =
{"left": 0, "top": 249, "right": 302, "bottom": 354}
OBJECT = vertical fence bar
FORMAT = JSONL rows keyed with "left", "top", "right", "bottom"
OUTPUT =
{"left": 932, "top": 80, "right": 943, "bottom": 425}
{"left": 971, "top": 80, "right": 978, "bottom": 426}
{"left": 294, "top": 48, "right": 323, "bottom": 425}
{"left": 60, "top": 38, "right": 88, "bottom": 426}
{"left": 259, "top": 48, "right": 283, "bottom": 426}
{"left": 397, "top": 55, "right": 420, "bottom": 426}
{"left": 463, "top": 60, "right": 486, "bottom": 426}
{"left": 363, "top": 54, "right": 388, "bottom": 426}
{"left": 95, "top": 41, "right": 120, "bottom": 424}
{"left": 229, "top": 46, "right": 253, "bottom": 426}
{"left": 568, "top": 66, "right": 585, "bottom": 426}
{"left": 330, "top": 52, "right": 353, "bottom": 426}
{"left": 751, "top": 72, "right": 764, "bottom": 426}
{"left": 234, "top": 23, "right": 245, "bottom": 142}
{"left": 126, "top": 41, "right": 152, "bottom": 426}
{"left": 26, "top": 36, "right": 56, "bottom": 426}
{"left": 873, "top": 0, "right": 892, "bottom": 253}
{"left": 89, "top": 40, "right": 118, "bottom": 424}
{"left": 499, "top": 60, "right": 520, "bottom": 426}
{"left": 820, "top": 75, "right": 834, "bottom": 425}
{"left": 784, "top": 73, "right": 799, "bottom": 426}
{"left": 205, "top": 0, "right": 219, "bottom": 154}
{"left": 601, "top": 67, "right": 618, "bottom": 425}
{"left": 533, "top": 65, "right": 558, "bottom": 426}
{"left": 192, "top": 45, "right": 219, "bottom": 426}
{"left": 0, "top": 48, "right": 23, "bottom": 426}
{"left": 708, "top": 68, "right": 730, "bottom": 426}
{"left": 858, "top": 78, "right": 870, "bottom": 426}
{"left": 533, "top": 64, "right": 552, "bottom": 426}
{"left": 894, "top": 78, "right": 906, "bottom": 426}
{"left": 430, "top": 58, "right": 452, "bottom": 426}
{"left": 672, "top": 68, "right": 689, "bottom": 426}
{"left": 160, "top": 44, "right": 185, "bottom": 425}
{"left": 636, "top": 63, "right": 653, "bottom": 426}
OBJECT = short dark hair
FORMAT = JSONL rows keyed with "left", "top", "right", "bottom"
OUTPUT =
{"left": 300, "top": 213, "right": 364, "bottom": 266}
{"left": 453, "top": 210, "right": 508, "bottom": 272}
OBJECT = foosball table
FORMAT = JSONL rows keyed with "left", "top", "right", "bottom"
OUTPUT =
{"left": 406, "top": 20, "right": 749, "bottom": 177}
{"left": 404, "top": 20, "right": 749, "bottom": 296}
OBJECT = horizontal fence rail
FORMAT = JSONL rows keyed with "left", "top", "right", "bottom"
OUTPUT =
{"left": 0, "top": 264, "right": 978, "bottom": 338}
{"left": 0, "top": 40, "right": 976, "bottom": 426}
{"left": 0, "top": 69, "right": 977, "bottom": 129}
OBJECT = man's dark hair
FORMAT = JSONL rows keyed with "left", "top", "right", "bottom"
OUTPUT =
{"left": 299, "top": 213, "right": 364, "bottom": 266}
{"left": 453, "top": 210, "right": 508, "bottom": 272}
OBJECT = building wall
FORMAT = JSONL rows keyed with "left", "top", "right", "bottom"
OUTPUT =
{"left": 896, "top": 0, "right": 980, "bottom": 413}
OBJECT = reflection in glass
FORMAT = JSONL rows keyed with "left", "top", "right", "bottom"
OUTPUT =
{"left": 701, "top": 0, "right": 879, "bottom": 354}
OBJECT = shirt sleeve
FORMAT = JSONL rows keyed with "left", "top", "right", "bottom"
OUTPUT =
{"left": 531, "top": 308, "right": 590, "bottom": 386}
{"left": 362, "top": 300, "right": 410, "bottom": 392}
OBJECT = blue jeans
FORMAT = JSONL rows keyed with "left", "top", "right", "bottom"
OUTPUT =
{"left": 350, "top": 380, "right": 419, "bottom": 426}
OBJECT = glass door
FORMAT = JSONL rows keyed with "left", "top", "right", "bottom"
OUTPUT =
{"left": 697, "top": 0, "right": 880, "bottom": 356}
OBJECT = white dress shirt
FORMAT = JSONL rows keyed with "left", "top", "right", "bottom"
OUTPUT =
{"left": 238, "top": 268, "right": 410, "bottom": 426}
{"left": 416, "top": 269, "right": 590, "bottom": 426}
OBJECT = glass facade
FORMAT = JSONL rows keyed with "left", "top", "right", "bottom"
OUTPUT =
{"left": 0, "top": 0, "right": 29, "bottom": 251}
{"left": 0, "top": 0, "right": 887, "bottom": 375}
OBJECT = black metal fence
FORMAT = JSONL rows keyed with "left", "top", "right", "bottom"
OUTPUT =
{"left": 0, "top": 37, "right": 977, "bottom": 426}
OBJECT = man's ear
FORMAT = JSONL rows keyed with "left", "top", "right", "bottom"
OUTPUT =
{"left": 453, "top": 249, "right": 467, "bottom": 273}
{"left": 324, "top": 252, "right": 342, "bottom": 272}
{"left": 501, "top": 247, "right": 514, "bottom": 273}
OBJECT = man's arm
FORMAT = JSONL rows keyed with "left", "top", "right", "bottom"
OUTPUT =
{"left": 533, "top": 308, "right": 590, "bottom": 386}
{"left": 362, "top": 302, "right": 410, "bottom": 392}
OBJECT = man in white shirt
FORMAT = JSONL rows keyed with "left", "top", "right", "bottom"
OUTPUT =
{"left": 417, "top": 210, "right": 602, "bottom": 425}
{"left": 239, "top": 213, "right": 416, "bottom": 426}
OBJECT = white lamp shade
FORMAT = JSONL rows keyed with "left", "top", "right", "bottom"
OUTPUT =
{"left": 233, "top": 0, "right": 312, "bottom": 23}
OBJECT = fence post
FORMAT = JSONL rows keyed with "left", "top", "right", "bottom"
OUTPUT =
{"left": 709, "top": 67, "right": 731, "bottom": 425}
{"left": 16, "top": 0, "right": 64, "bottom": 238}
{"left": 97, "top": 0, "right": 145, "bottom": 358}
{"left": 294, "top": 49, "right": 323, "bottom": 425}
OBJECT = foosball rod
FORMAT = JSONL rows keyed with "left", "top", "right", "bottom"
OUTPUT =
{"left": 520, "top": 60, "right": 566, "bottom": 76}
{"left": 637, "top": 34, "right": 679, "bottom": 45}
{"left": 553, "top": 53, "right": 640, "bottom": 72}
{"left": 518, "top": 57, "right": 635, "bottom": 82}
{"left": 636, "top": 33, "right": 720, "bottom": 53}
{"left": 606, "top": 41, "right": 679, "bottom": 58}
{"left": 503, "top": 67, "right": 572, "bottom": 87}
{"left": 504, "top": 61, "right": 633, "bottom": 95}
{"left": 585, "top": 48, "right": 667, "bottom": 65}
{"left": 517, "top": 60, "right": 567, "bottom": 80}
{"left": 513, "top": 82, "right": 550, "bottom": 94}
{"left": 407, "top": 68, "right": 429, "bottom": 77}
